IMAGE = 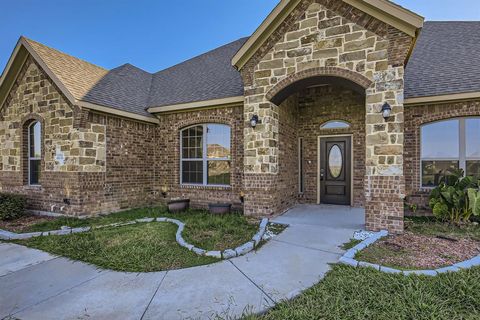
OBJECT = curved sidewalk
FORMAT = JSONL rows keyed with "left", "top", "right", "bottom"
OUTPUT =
{"left": 0, "top": 205, "right": 364, "bottom": 320}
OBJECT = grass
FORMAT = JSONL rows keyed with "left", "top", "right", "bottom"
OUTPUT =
{"left": 14, "top": 207, "right": 259, "bottom": 251}
{"left": 17, "top": 223, "right": 217, "bottom": 272}
{"left": 341, "top": 239, "right": 361, "bottom": 250}
{"left": 404, "top": 217, "right": 480, "bottom": 241}
{"left": 245, "top": 264, "right": 480, "bottom": 320}
{"left": 13, "top": 207, "right": 260, "bottom": 272}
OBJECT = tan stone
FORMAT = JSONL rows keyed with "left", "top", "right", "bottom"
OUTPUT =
{"left": 367, "top": 50, "right": 388, "bottom": 62}
{"left": 374, "top": 145, "right": 403, "bottom": 155}
{"left": 275, "top": 40, "right": 300, "bottom": 51}
{"left": 345, "top": 31, "right": 364, "bottom": 42}
{"left": 312, "top": 48, "right": 338, "bottom": 59}
{"left": 255, "top": 70, "right": 271, "bottom": 78}
{"left": 258, "top": 59, "right": 284, "bottom": 70}
{"left": 287, "top": 48, "right": 312, "bottom": 58}
{"left": 344, "top": 37, "right": 375, "bottom": 52}
{"left": 319, "top": 18, "right": 343, "bottom": 30}
{"left": 367, "top": 132, "right": 389, "bottom": 144}
{"left": 300, "top": 18, "right": 317, "bottom": 29}
{"left": 339, "top": 50, "right": 366, "bottom": 62}
{"left": 314, "top": 38, "right": 343, "bottom": 50}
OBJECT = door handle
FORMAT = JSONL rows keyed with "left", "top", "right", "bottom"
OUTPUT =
{"left": 320, "top": 168, "right": 325, "bottom": 181}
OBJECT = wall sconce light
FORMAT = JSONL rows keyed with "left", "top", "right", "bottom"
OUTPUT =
{"left": 381, "top": 103, "right": 392, "bottom": 120}
{"left": 250, "top": 115, "right": 259, "bottom": 128}
{"left": 161, "top": 185, "right": 168, "bottom": 198}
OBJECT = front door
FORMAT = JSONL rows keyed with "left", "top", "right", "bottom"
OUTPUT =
{"left": 319, "top": 136, "right": 351, "bottom": 205}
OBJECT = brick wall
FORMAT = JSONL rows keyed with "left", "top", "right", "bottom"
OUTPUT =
{"left": 77, "top": 112, "right": 159, "bottom": 215}
{"left": 155, "top": 106, "right": 245, "bottom": 211}
{"left": 277, "top": 94, "right": 300, "bottom": 213}
{"left": 404, "top": 99, "right": 480, "bottom": 209}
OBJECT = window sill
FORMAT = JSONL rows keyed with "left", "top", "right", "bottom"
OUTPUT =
{"left": 24, "top": 185, "right": 43, "bottom": 191}
{"left": 180, "top": 184, "right": 232, "bottom": 191}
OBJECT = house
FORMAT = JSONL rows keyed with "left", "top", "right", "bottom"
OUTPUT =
{"left": 0, "top": 0, "right": 479, "bottom": 234}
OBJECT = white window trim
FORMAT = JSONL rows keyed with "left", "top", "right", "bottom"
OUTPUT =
{"left": 320, "top": 120, "right": 351, "bottom": 129}
{"left": 180, "top": 124, "right": 231, "bottom": 187}
{"left": 28, "top": 121, "right": 41, "bottom": 186}
{"left": 420, "top": 117, "right": 480, "bottom": 188}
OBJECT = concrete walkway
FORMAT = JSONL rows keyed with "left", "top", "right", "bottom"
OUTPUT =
{"left": 0, "top": 205, "right": 364, "bottom": 320}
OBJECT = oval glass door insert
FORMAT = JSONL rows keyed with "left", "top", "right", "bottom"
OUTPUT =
{"left": 328, "top": 145, "right": 343, "bottom": 178}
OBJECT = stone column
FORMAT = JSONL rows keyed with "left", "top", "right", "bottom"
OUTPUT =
{"left": 242, "top": 83, "right": 280, "bottom": 216}
{"left": 364, "top": 66, "right": 405, "bottom": 233}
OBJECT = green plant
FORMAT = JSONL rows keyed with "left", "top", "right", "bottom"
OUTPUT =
{"left": 467, "top": 188, "right": 480, "bottom": 218}
{"left": 0, "top": 193, "right": 26, "bottom": 220}
{"left": 428, "top": 170, "right": 476, "bottom": 223}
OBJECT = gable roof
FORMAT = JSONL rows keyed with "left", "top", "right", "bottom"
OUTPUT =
{"left": 1, "top": 20, "right": 480, "bottom": 120}
{"left": 24, "top": 38, "right": 109, "bottom": 102}
{"left": 232, "top": 0, "right": 425, "bottom": 70}
{"left": 0, "top": 37, "right": 247, "bottom": 120}
{"left": 405, "top": 21, "right": 480, "bottom": 100}
{"left": 148, "top": 37, "right": 247, "bottom": 109}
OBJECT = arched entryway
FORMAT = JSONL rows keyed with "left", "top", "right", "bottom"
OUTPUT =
{"left": 265, "top": 67, "right": 368, "bottom": 209}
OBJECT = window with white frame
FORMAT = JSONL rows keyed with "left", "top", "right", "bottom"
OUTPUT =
{"left": 421, "top": 117, "right": 480, "bottom": 187}
{"left": 28, "top": 121, "right": 41, "bottom": 185}
{"left": 180, "top": 124, "right": 231, "bottom": 186}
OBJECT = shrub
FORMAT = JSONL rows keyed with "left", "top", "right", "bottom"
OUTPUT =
{"left": 429, "top": 169, "right": 478, "bottom": 223}
{"left": 468, "top": 188, "right": 480, "bottom": 218}
{"left": 0, "top": 193, "right": 26, "bottom": 220}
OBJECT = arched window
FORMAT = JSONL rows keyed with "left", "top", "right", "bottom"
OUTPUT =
{"left": 421, "top": 117, "right": 480, "bottom": 187}
{"left": 320, "top": 120, "right": 351, "bottom": 129}
{"left": 180, "top": 124, "right": 231, "bottom": 186}
{"left": 28, "top": 121, "right": 41, "bottom": 185}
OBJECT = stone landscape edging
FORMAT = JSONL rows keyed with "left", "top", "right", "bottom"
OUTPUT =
{"left": 339, "top": 230, "right": 480, "bottom": 276}
{"left": 0, "top": 217, "right": 270, "bottom": 260}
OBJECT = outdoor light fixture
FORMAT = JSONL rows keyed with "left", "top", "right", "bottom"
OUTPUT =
{"left": 250, "top": 115, "right": 259, "bottom": 128}
{"left": 381, "top": 102, "right": 392, "bottom": 120}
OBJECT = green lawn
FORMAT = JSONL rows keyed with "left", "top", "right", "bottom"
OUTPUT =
{"left": 246, "top": 265, "right": 480, "bottom": 320}
{"left": 16, "top": 207, "right": 259, "bottom": 251}
{"left": 404, "top": 217, "right": 480, "bottom": 241}
{"left": 13, "top": 207, "right": 260, "bottom": 272}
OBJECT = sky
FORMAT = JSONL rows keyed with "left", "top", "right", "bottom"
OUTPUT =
{"left": 0, "top": 0, "right": 479, "bottom": 73}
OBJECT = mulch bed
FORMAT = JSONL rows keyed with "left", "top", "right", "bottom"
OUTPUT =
{"left": 359, "top": 232, "right": 480, "bottom": 270}
{"left": 0, "top": 215, "right": 56, "bottom": 233}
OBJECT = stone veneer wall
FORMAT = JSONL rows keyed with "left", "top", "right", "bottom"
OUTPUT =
{"left": 297, "top": 85, "right": 365, "bottom": 206}
{"left": 404, "top": 100, "right": 480, "bottom": 209}
{"left": 0, "top": 56, "right": 246, "bottom": 216}
{"left": 155, "top": 106, "right": 244, "bottom": 210}
{"left": 0, "top": 59, "right": 106, "bottom": 215}
{"left": 240, "top": 0, "right": 412, "bottom": 233}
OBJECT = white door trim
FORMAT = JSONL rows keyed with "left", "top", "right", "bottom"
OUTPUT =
{"left": 317, "top": 134, "right": 354, "bottom": 206}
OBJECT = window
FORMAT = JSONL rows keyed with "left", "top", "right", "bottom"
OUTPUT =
{"left": 466, "top": 118, "right": 480, "bottom": 180}
{"left": 28, "top": 121, "right": 41, "bottom": 185}
{"left": 180, "top": 124, "right": 231, "bottom": 186}
{"left": 421, "top": 118, "right": 480, "bottom": 187}
{"left": 320, "top": 120, "right": 350, "bottom": 129}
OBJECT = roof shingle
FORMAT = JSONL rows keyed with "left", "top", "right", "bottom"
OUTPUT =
{"left": 15, "top": 21, "right": 480, "bottom": 116}
{"left": 405, "top": 21, "right": 480, "bottom": 98}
